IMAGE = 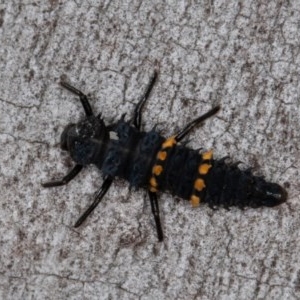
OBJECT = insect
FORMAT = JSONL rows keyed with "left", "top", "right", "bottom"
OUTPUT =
{"left": 42, "top": 71, "right": 287, "bottom": 241}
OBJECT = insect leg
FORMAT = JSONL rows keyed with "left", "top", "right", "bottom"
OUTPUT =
{"left": 60, "top": 81, "right": 94, "bottom": 116}
{"left": 133, "top": 71, "right": 158, "bottom": 129}
{"left": 148, "top": 191, "right": 164, "bottom": 242}
{"left": 74, "top": 177, "right": 113, "bottom": 228}
{"left": 175, "top": 106, "right": 220, "bottom": 142}
{"left": 42, "top": 164, "right": 83, "bottom": 187}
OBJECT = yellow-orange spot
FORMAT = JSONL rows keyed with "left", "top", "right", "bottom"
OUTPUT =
{"left": 199, "top": 163, "right": 212, "bottom": 175}
{"left": 150, "top": 177, "right": 158, "bottom": 188}
{"left": 194, "top": 178, "right": 206, "bottom": 191}
{"left": 162, "top": 136, "right": 177, "bottom": 149}
{"left": 190, "top": 195, "right": 200, "bottom": 207}
{"left": 157, "top": 151, "right": 167, "bottom": 161}
{"left": 152, "top": 165, "right": 163, "bottom": 176}
{"left": 150, "top": 187, "right": 158, "bottom": 193}
{"left": 202, "top": 150, "right": 213, "bottom": 160}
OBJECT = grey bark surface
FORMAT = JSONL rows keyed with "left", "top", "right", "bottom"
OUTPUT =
{"left": 0, "top": 1, "right": 299, "bottom": 299}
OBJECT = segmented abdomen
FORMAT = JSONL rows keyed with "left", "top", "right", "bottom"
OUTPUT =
{"left": 101, "top": 121, "right": 286, "bottom": 208}
{"left": 204, "top": 159, "right": 286, "bottom": 208}
{"left": 149, "top": 141, "right": 213, "bottom": 207}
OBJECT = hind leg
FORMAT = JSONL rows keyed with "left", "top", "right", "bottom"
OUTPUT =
{"left": 175, "top": 106, "right": 220, "bottom": 142}
{"left": 148, "top": 191, "right": 164, "bottom": 242}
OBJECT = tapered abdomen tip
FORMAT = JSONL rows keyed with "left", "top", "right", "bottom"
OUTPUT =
{"left": 262, "top": 184, "right": 287, "bottom": 207}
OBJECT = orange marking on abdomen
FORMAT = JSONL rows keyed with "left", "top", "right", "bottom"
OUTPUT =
{"left": 194, "top": 178, "right": 206, "bottom": 191}
{"left": 202, "top": 150, "right": 213, "bottom": 160}
{"left": 150, "top": 177, "right": 158, "bottom": 188}
{"left": 157, "top": 151, "right": 167, "bottom": 161}
{"left": 162, "top": 136, "right": 177, "bottom": 149}
{"left": 152, "top": 165, "right": 163, "bottom": 176}
{"left": 190, "top": 195, "right": 200, "bottom": 207}
{"left": 199, "top": 163, "right": 212, "bottom": 175}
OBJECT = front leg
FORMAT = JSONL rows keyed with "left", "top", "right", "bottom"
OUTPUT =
{"left": 42, "top": 164, "right": 83, "bottom": 187}
{"left": 60, "top": 81, "right": 94, "bottom": 117}
{"left": 74, "top": 177, "right": 113, "bottom": 228}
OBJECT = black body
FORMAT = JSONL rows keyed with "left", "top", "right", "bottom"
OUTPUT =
{"left": 42, "top": 72, "right": 287, "bottom": 241}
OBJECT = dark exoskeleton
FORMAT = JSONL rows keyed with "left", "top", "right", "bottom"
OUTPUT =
{"left": 42, "top": 72, "right": 287, "bottom": 241}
